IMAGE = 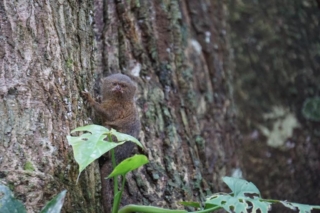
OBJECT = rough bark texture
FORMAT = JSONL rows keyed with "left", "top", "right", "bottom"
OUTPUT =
{"left": 1, "top": 0, "right": 238, "bottom": 212}
{"left": 227, "top": 0, "right": 320, "bottom": 211}
{"left": 0, "top": 0, "right": 102, "bottom": 212}
{"left": 92, "top": 0, "right": 239, "bottom": 210}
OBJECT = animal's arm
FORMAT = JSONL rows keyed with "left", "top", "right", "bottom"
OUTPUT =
{"left": 82, "top": 91, "right": 112, "bottom": 119}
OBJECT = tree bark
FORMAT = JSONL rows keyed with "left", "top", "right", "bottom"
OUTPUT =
{"left": 0, "top": 0, "right": 102, "bottom": 212}
{"left": 0, "top": 0, "right": 238, "bottom": 212}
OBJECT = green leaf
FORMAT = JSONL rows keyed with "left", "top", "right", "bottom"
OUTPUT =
{"left": 40, "top": 190, "right": 67, "bottom": 213}
{"left": 67, "top": 125, "right": 126, "bottom": 177}
{"left": 109, "top": 128, "right": 144, "bottom": 148}
{"left": 0, "top": 185, "right": 26, "bottom": 213}
{"left": 223, "top": 176, "right": 261, "bottom": 197}
{"left": 206, "top": 193, "right": 249, "bottom": 213}
{"left": 67, "top": 125, "right": 144, "bottom": 179}
{"left": 113, "top": 191, "right": 123, "bottom": 213}
{"left": 206, "top": 193, "right": 272, "bottom": 213}
{"left": 280, "top": 201, "right": 320, "bottom": 213}
{"left": 302, "top": 97, "right": 320, "bottom": 121}
{"left": 107, "top": 154, "right": 149, "bottom": 178}
{"left": 179, "top": 201, "right": 201, "bottom": 208}
{"left": 205, "top": 177, "right": 271, "bottom": 213}
{"left": 248, "top": 197, "right": 271, "bottom": 213}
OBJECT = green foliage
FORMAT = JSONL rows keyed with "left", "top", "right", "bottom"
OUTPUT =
{"left": 0, "top": 185, "right": 66, "bottom": 213}
{"left": 67, "top": 124, "right": 147, "bottom": 213}
{"left": 66, "top": 124, "right": 320, "bottom": 213}
{"left": 205, "top": 177, "right": 271, "bottom": 213}
{"left": 302, "top": 97, "right": 320, "bottom": 121}
{"left": 40, "top": 190, "right": 67, "bottom": 213}
{"left": 0, "top": 185, "right": 26, "bottom": 213}
{"left": 223, "top": 176, "right": 261, "bottom": 197}
{"left": 131, "top": 177, "right": 320, "bottom": 213}
{"left": 280, "top": 201, "right": 317, "bottom": 213}
{"left": 66, "top": 124, "right": 143, "bottom": 179}
{"left": 108, "top": 155, "right": 149, "bottom": 213}
{"left": 3, "top": 123, "right": 319, "bottom": 213}
{"left": 107, "top": 154, "right": 149, "bottom": 178}
{"left": 204, "top": 177, "right": 320, "bottom": 213}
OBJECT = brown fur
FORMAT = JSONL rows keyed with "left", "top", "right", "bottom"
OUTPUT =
{"left": 82, "top": 73, "right": 140, "bottom": 213}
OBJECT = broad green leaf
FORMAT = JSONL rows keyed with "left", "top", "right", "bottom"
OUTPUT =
{"left": 205, "top": 177, "right": 271, "bottom": 213}
{"left": 40, "top": 190, "right": 67, "bottom": 213}
{"left": 206, "top": 193, "right": 248, "bottom": 213}
{"left": 107, "top": 154, "right": 149, "bottom": 178}
{"left": 223, "top": 176, "right": 261, "bottom": 197}
{"left": 70, "top": 124, "right": 109, "bottom": 134}
{"left": 280, "top": 201, "right": 320, "bottom": 213}
{"left": 248, "top": 197, "right": 271, "bottom": 213}
{"left": 0, "top": 185, "right": 26, "bottom": 213}
{"left": 206, "top": 193, "right": 271, "bottom": 213}
{"left": 179, "top": 201, "right": 201, "bottom": 208}
{"left": 109, "top": 128, "right": 144, "bottom": 148}
{"left": 67, "top": 124, "right": 126, "bottom": 177}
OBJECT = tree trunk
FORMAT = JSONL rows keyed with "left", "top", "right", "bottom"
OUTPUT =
{"left": 227, "top": 0, "right": 320, "bottom": 211}
{"left": 0, "top": 0, "right": 102, "bottom": 212}
{"left": 0, "top": 0, "right": 238, "bottom": 212}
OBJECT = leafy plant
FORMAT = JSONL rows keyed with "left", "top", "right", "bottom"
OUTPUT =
{"left": 67, "top": 124, "right": 147, "bottom": 213}
{"left": 0, "top": 185, "right": 66, "bottom": 213}
{"left": 40, "top": 190, "right": 67, "bottom": 213}
{"left": 67, "top": 124, "right": 320, "bottom": 213}
{"left": 67, "top": 125, "right": 143, "bottom": 181}
{"left": 0, "top": 185, "right": 26, "bottom": 213}
{"left": 205, "top": 177, "right": 270, "bottom": 212}
{"left": 108, "top": 154, "right": 149, "bottom": 213}
{"left": 118, "top": 177, "right": 320, "bottom": 213}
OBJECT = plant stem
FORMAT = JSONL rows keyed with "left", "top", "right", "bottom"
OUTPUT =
{"left": 259, "top": 199, "right": 280, "bottom": 204}
{"left": 108, "top": 133, "right": 117, "bottom": 170}
{"left": 118, "top": 205, "right": 221, "bottom": 213}
{"left": 108, "top": 133, "right": 119, "bottom": 213}
{"left": 189, "top": 206, "right": 221, "bottom": 213}
{"left": 111, "top": 148, "right": 118, "bottom": 195}
{"left": 118, "top": 205, "right": 187, "bottom": 213}
{"left": 113, "top": 175, "right": 127, "bottom": 213}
